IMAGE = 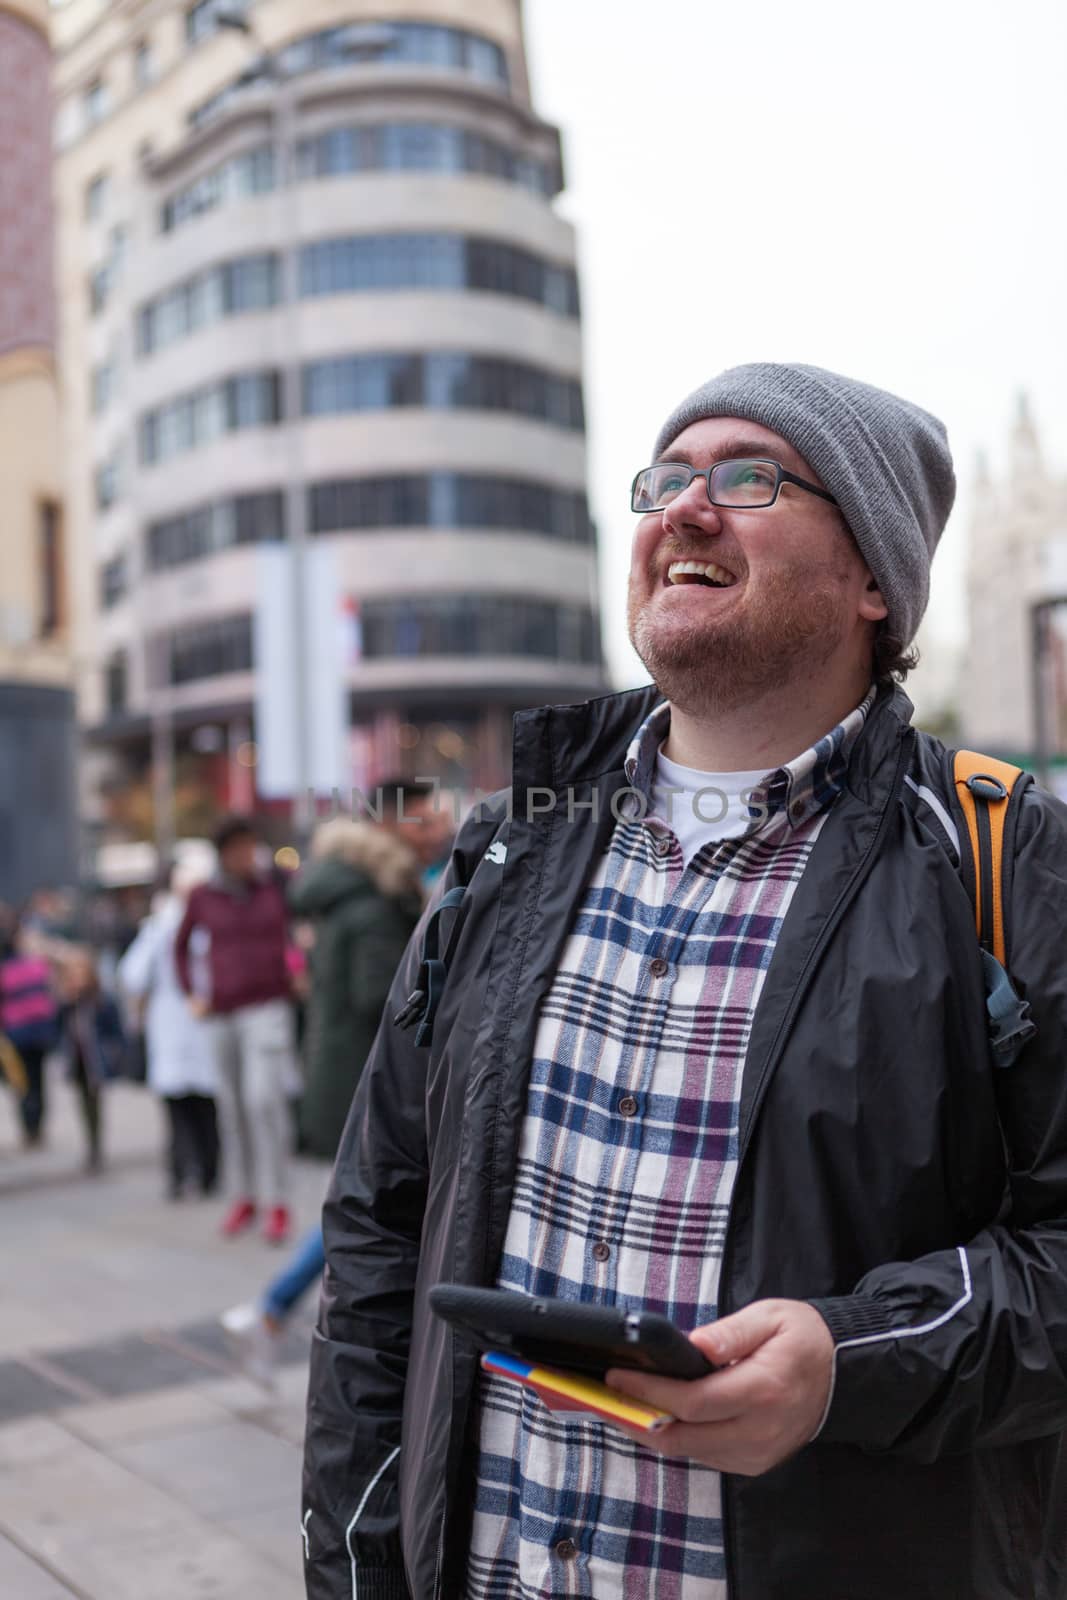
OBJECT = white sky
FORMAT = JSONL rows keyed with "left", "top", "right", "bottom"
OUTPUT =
{"left": 523, "top": 0, "right": 1067, "bottom": 707}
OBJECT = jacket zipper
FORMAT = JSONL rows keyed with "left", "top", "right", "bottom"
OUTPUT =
{"left": 717, "top": 729, "right": 912, "bottom": 1595}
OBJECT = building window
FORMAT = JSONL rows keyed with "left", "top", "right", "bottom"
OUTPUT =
{"left": 302, "top": 352, "right": 583, "bottom": 430}
{"left": 158, "top": 614, "right": 254, "bottom": 686}
{"left": 134, "top": 39, "right": 155, "bottom": 88}
{"left": 295, "top": 121, "right": 554, "bottom": 195}
{"left": 139, "top": 371, "right": 282, "bottom": 465}
{"left": 90, "top": 360, "right": 116, "bottom": 414}
{"left": 105, "top": 650, "right": 128, "bottom": 714}
{"left": 308, "top": 473, "right": 592, "bottom": 544}
{"left": 159, "top": 144, "right": 275, "bottom": 233}
{"left": 99, "top": 553, "right": 127, "bottom": 610}
{"left": 360, "top": 595, "right": 600, "bottom": 664}
{"left": 89, "top": 264, "right": 111, "bottom": 316}
{"left": 189, "top": 21, "right": 508, "bottom": 128}
{"left": 38, "top": 502, "right": 63, "bottom": 637}
{"left": 146, "top": 491, "right": 285, "bottom": 571}
{"left": 95, "top": 456, "right": 121, "bottom": 511}
{"left": 85, "top": 172, "right": 110, "bottom": 222}
{"left": 298, "top": 233, "right": 579, "bottom": 316}
{"left": 83, "top": 77, "right": 110, "bottom": 129}
{"left": 137, "top": 254, "right": 280, "bottom": 355}
{"left": 186, "top": 0, "right": 249, "bottom": 46}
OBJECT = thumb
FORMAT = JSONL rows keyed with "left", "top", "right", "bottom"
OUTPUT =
{"left": 695, "top": 1300, "right": 786, "bottom": 1367}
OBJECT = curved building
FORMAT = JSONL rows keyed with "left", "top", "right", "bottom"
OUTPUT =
{"left": 54, "top": 0, "right": 606, "bottom": 842}
{"left": 0, "top": 0, "right": 77, "bottom": 902}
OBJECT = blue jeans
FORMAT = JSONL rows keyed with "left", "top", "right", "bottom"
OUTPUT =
{"left": 263, "top": 1224, "right": 325, "bottom": 1320}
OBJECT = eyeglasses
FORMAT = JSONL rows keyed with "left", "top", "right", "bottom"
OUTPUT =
{"left": 630, "top": 458, "right": 839, "bottom": 514}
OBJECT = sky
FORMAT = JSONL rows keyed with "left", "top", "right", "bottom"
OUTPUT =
{"left": 523, "top": 0, "right": 1067, "bottom": 710}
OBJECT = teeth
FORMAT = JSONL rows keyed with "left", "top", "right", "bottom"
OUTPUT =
{"left": 667, "top": 560, "right": 735, "bottom": 586}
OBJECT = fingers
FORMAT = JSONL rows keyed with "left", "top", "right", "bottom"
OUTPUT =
{"left": 694, "top": 1300, "right": 789, "bottom": 1367}
{"left": 605, "top": 1359, "right": 760, "bottom": 1423}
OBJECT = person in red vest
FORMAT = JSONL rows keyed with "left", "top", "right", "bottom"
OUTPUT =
{"left": 175, "top": 816, "right": 296, "bottom": 1244}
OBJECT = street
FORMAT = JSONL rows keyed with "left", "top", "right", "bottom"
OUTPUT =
{"left": 0, "top": 1069, "right": 326, "bottom": 1598}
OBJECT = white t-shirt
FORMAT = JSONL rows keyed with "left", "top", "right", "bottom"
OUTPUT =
{"left": 651, "top": 747, "right": 770, "bottom": 866}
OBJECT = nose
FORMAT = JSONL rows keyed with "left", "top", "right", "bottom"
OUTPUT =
{"left": 661, "top": 473, "right": 724, "bottom": 541}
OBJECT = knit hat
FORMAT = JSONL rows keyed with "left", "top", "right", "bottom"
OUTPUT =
{"left": 651, "top": 363, "right": 956, "bottom": 648}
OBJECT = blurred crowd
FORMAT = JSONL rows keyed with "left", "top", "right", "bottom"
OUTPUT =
{"left": 0, "top": 783, "right": 453, "bottom": 1257}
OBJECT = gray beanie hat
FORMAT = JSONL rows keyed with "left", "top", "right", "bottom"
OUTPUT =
{"left": 651, "top": 362, "right": 956, "bottom": 648}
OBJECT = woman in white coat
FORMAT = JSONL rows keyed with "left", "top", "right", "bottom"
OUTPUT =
{"left": 119, "top": 861, "right": 219, "bottom": 1198}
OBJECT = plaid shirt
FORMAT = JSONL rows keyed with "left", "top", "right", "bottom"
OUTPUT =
{"left": 465, "top": 692, "right": 874, "bottom": 1600}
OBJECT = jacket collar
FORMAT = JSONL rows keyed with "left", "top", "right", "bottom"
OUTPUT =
{"left": 621, "top": 690, "right": 875, "bottom": 832}
{"left": 511, "top": 681, "right": 914, "bottom": 815}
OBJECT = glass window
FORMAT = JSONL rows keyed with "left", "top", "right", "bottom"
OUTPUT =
{"left": 95, "top": 456, "right": 121, "bottom": 511}
{"left": 38, "top": 502, "right": 63, "bottom": 637}
{"left": 360, "top": 596, "right": 598, "bottom": 663}
{"left": 134, "top": 39, "right": 155, "bottom": 88}
{"left": 89, "top": 265, "right": 110, "bottom": 317}
{"left": 307, "top": 473, "right": 591, "bottom": 542}
{"left": 105, "top": 651, "right": 128, "bottom": 714}
{"left": 83, "top": 78, "right": 109, "bottom": 128}
{"left": 99, "top": 554, "right": 127, "bottom": 610}
{"left": 85, "top": 172, "right": 110, "bottom": 222}
{"left": 164, "top": 614, "right": 254, "bottom": 684}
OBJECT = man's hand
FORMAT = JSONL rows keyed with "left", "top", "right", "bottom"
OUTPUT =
{"left": 187, "top": 995, "right": 211, "bottom": 1020}
{"left": 605, "top": 1299, "right": 834, "bottom": 1476}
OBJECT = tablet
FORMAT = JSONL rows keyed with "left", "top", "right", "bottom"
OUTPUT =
{"left": 429, "top": 1284, "right": 712, "bottom": 1380}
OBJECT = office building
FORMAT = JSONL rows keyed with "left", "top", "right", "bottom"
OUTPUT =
{"left": 53, "top": 0, "right": 606, "bottom": 846}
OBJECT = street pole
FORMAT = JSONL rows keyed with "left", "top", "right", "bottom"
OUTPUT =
{"left": 272, "top": 70, "right": 315, "bottom": 851}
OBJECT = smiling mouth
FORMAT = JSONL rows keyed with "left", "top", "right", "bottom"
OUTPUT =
{"left": 664, "top": 559, "right": 737, "bottom": 589}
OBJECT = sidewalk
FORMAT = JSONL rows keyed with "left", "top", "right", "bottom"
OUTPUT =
{"left": 0, "top": 1066, "right": 328, "bottom": 1598}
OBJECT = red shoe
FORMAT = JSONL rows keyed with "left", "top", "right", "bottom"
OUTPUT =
{"left": 262, "top": 1205, "right": 291, "bottom": 1246}
{"left": 220, "top": 1198, "right": 257, "bottom": 1237}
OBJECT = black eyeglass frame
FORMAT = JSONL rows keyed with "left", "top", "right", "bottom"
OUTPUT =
{"left": 630, "top": 457, "right": 839, "bottom": 514}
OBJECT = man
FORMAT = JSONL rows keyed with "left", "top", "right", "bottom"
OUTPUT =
{"left": 302, "top": 364, "right": 1067, "bottom": 1599}
{"left": 175, "top": 815, "right": 296, "bottom": 1243}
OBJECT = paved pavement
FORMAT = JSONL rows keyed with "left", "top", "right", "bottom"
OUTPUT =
{"left": 0, "top": 1065, "right": 329, "bottom": 1598}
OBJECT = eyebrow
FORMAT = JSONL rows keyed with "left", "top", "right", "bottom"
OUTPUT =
{"left": 656, "top": 436, "right": 791, "bottom": 467}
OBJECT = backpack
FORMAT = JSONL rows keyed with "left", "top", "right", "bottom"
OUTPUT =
{"left": 945, "top": 748, "right": 1036, "bottom": 1066}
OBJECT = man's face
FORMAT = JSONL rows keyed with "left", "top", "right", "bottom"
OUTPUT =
{"left": 627, "top": 417, "right": 887, "bottom": 716}
{"left": 220, "top": 834, "right": 259, "bottom": 881}
{"left": 389, "top": 797, "right": 454, "bottom": 870}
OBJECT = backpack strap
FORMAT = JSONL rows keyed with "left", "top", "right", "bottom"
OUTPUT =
{"left": 393, "top": 885, "right": 468, "bottom": 1047}
{"left": 950, "top": 749, "right": 1036, "bottom": 1065}
{"left": 951, "top": 750, "right": 1025, "bottom": 965}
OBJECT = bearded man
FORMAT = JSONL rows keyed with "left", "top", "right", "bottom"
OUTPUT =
{"left": 301, "top": 364, "right": 1067, "bottom": 1600}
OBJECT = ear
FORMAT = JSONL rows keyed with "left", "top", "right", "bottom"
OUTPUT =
{"left": 858, "top": 572, "right": 888, "bottom": 624}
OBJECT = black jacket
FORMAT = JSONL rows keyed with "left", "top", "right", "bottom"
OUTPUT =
{"left": 302, "top": 685, "right": 1067, "bottom": 1600}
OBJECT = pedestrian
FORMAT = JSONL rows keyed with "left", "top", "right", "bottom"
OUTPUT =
{"left": 301, "top": 363, "right": 1067, "bottom": 1599}
{"left": 118, "top": 861, "right": 220, "bottom": 1200}
{"left": 221, "top": 803, "right": 424, "bottom": 1382}
{"left": 175, "top": 815, "right": 297, "bottom": 1244}
{"left": 0, "top": 912, "right": 61, "bottom": 1147}
{"left": 56, "top": 948, "right": 125, "bottom": 1173}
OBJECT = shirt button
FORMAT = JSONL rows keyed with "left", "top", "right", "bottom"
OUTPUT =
{"left": 618, "top": 1095, "right": 638, "bottom": 1117}
{"left": 555, "top": 1538, "right": 577, "bottom": 1560}
{"left": 591, "top": 1241, "right": 611, "bottom": 1262}
{"left": 648, "top": 957, "right": 669, "bottom": 978}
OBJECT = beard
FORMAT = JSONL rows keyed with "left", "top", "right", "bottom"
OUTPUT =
{"left": 627, "top": 555, "right": 855, "bottom": 717}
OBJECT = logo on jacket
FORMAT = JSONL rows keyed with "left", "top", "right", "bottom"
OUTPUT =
{"left": 485, "top": 842, "right": 507, "bottom": 865}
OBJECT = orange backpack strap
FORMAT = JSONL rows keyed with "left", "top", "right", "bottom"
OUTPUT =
{"left": 951, "top": 750, "right": 1025, "bottom": 967}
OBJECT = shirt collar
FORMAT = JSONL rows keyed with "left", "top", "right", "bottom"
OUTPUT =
{"left": 624, "top": 688, "right": 876, "bottom": 831}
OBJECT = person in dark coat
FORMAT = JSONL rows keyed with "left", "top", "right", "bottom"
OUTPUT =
{"left": 221, "top": 809, "right": 422, "bottom": 1384}
{"left": 290, "top": 815, "right": 424, "bottom": 1159}
{"left": 56, "top": 948, "right": 126, "bottom": 1173}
